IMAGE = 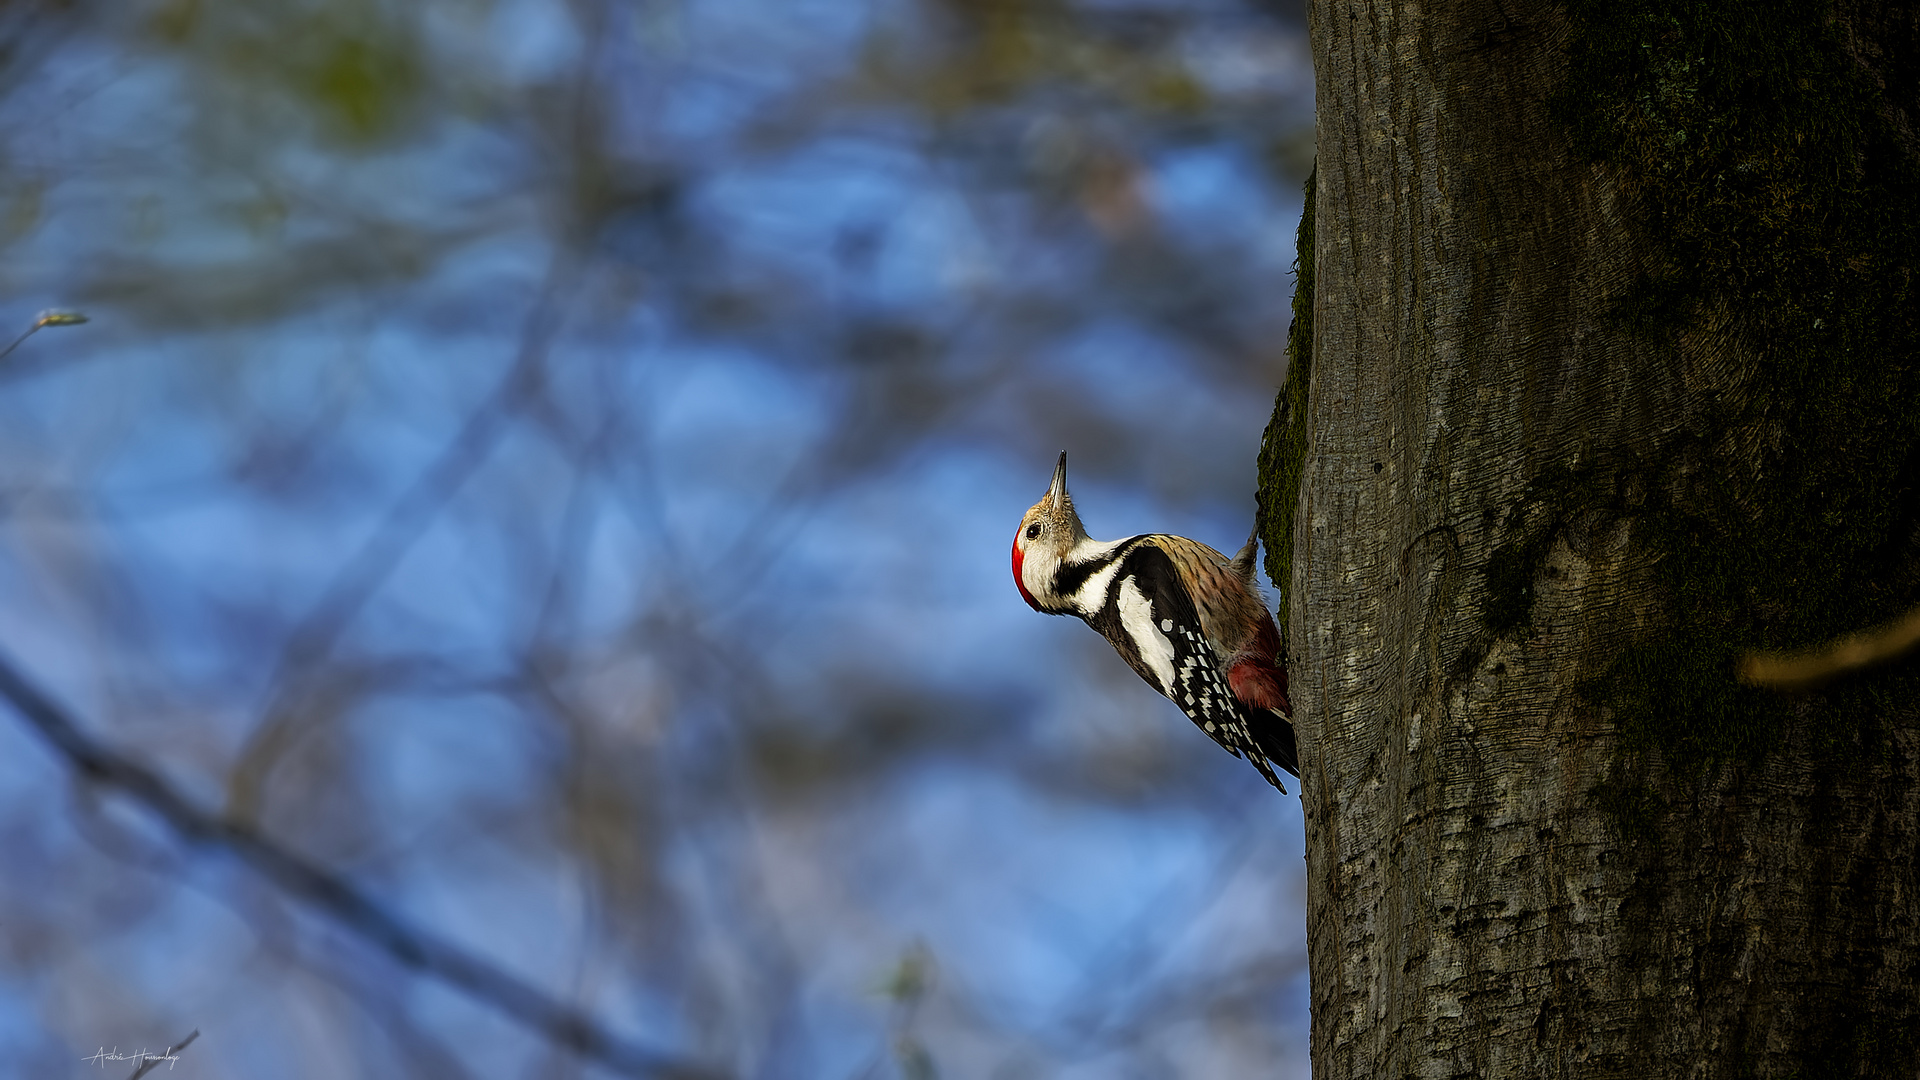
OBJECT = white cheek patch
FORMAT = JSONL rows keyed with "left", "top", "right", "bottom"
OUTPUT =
{"left": 1116, "top": 576, "right": 1176, "bottom": 695}
{"left": 1022, "top": 555, "right": 1048, "bottom": 600}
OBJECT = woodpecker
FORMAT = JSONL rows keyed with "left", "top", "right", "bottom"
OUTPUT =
{"left": 1012, "top": 452, "right": 1298, "bottom": 792}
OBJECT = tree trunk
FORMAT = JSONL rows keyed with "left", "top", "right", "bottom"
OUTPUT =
{"left": 1261, "top": 1, "right": 1920, "bottom": 1076}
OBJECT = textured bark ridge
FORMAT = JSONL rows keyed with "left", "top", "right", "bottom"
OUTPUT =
{"left": 1283, "top": 1, "right": 1920, "bottom": 1077}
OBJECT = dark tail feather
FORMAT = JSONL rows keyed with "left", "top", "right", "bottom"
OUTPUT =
{"left": 1261, "top": 710, "right": 1299, "bottom": 779}
{"left": 1241, "top": 707, "right": 1298, "bottom": 795}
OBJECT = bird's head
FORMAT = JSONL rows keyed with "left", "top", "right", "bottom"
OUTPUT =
{"left": 1012, "top": 451, "right": 1090, "bottom": 612}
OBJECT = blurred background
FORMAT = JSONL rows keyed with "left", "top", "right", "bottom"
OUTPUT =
{"left": 0, "top": 0, "right": 1314, "bottom": 1075}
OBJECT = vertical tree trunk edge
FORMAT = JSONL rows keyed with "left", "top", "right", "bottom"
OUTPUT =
{"left": 1256, "top": 165, "right": 1315, "bottom": 613}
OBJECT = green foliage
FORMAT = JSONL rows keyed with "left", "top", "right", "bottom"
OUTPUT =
{"left": 1548, "top": 1, "right": 1920, "bottom": 768}
{"left": 156, "top": 2, "right": 425, "bottom": 146}
{"left": 306, "top": 28, "right": 419, "bottom": 141}
{"left": 1256, "top": 166, "right": 1315, "bottom": 605}
{"left": 865, "top": 0, "right": 1215, "bottom": 118}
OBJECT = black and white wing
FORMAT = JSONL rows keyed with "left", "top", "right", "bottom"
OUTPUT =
{"left": 1087, "top": 542, "right": 1289, "bottom": 792}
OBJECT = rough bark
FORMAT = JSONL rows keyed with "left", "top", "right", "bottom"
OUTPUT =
{"left": 1270, "top": 1, "right": 1920, "bottom": 1077}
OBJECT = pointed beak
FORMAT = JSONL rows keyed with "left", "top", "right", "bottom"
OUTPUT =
{"left": 1048, "top": 451, "right": 1069, "bottom": 511}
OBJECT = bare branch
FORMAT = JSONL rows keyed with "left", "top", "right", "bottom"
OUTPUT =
{"left": 1739, "top": 603, "right": 1920, "bottom": 690}
{"left": 0, "top": 309, "right": 88, "bottom": 367}
{"left": 126, "top": 1029, "right": 196, "bottom": 1080}
{"left": 270, "top": 263, "right": 575, "bottom": 676}
{"left": 226, "top": 255, "right": 580, "bottom": 819}
{"left": 0, "top": 645, "right": 726, "bottom": 1080}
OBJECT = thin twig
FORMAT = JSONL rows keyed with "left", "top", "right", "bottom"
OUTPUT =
{"left": 1739, "top": 603, "right": 1920, "bottom": 690}
{"left": 0, "top": 309, "right": 87, "bottom": 364}
{"left": 270, "top": 262, "right": 573, "bottom": 677}
{"left": 125, "top": 1029, "right": 197, "bottom": 1080}
{"left": 225, "top": 254, "right": 579, "bottom": 818}
{"left": 0, "top": 646, "right": 726, "bottom": 1080}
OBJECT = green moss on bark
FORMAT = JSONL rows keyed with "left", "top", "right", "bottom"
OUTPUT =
{"left": 1550, "top": 2, "right": 1920, "bottom": 769}
{"left": 1256, "top": 167, "right": 1315, "bottom": 609}
{"left": 1588, "top": 773, "right": 1669, "bottom": 847}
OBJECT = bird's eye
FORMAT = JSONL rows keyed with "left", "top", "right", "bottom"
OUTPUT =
{"left": 1025, "top": 523, "right": 1041, "bottom": 540}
